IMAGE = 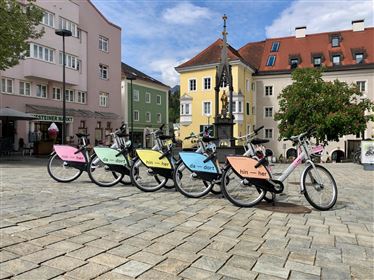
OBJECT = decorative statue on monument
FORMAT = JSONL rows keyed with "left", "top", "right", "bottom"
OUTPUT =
{"left": 220, "top": 90, "right": 228, "bottom": 117}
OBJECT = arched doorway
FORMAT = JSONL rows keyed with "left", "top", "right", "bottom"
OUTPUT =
{"left": 331, "top": 150, "right": 345, "bottom": 163}
{"left": 286, "top": 148, "right": 297, "bottom": 159}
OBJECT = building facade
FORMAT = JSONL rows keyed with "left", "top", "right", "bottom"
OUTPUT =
{"left": 121, "top": 63, "right": 169, "bottom": 148}
{"left": 0, "top": 0, "right": 121, "bottom": 152}
{"left": 176, "top": 20, "right": 374, "bottom": 160}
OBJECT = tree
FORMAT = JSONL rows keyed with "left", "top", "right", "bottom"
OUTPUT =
{"left": 168, "top": 87, "right": 180, "bottom": 124}
{"left": 275, "top": 68, "right": 374, "bottom": 142}
{"left": 0, "top": 0, "right": 44, "bottom": 71}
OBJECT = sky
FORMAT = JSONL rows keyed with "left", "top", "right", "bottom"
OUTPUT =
{"left": 91, "top": 0, "right": 374, "bottom": 87}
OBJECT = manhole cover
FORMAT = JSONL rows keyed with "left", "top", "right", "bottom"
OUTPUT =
{"left": 256, "top": 201, "right": 311, "bottom": 214}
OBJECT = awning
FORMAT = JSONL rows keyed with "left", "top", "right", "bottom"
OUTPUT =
{"left": 0, "top": 107, "right": 37, "bottom": 121}
{"left": 95, "top": 111, "right": 120, "bottom": 119}
{"left": 26, "top": 104, "right": 95, "bottom": 117}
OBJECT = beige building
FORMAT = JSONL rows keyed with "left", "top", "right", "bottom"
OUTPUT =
{"left": 0, "top": 0, "right": 121, "bottom": 152}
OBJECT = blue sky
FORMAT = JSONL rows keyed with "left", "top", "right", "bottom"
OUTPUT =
{"left": 92, "top": 0, "right": 374, "bottom": 86}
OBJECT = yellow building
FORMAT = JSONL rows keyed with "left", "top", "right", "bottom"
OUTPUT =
{"left": 175, "top": 39, "right": 256, "bottom": 146}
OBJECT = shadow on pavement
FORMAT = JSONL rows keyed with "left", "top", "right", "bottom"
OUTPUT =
{"left": 256, "top": 201, "right": 312, "bottom": 214}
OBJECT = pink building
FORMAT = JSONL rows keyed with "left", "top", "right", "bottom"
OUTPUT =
{"left": 0, "top": 0, "right": 121, "bottom": 153}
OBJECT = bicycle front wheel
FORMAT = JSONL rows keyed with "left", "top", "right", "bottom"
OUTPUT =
{"left": 88, "top": 155, "right": 124, "bottom": 187}
{"left": 131, "top": 158, "right": 166, "bottom": 192}
{"left": 221, "top": 167, "right": 265, "bottom": 207}
{"left": 302, "top": 164, "right": 337, "bottom": 211}
{"left": 47, "top": 153, "right": 83, "bottom": 183}
{"left": 174, "top": 162, "right": 212, "bottom": 198}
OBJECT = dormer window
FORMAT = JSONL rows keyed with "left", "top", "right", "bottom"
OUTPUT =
{"left": 332, "top": 54, "right": 341, "bottom": 65}
{"left": 355, "top": 53, "right": 364, "bottom": 64}
{"left": 271, "top": 42, "right": 280, "bottom": 52}
{"left": 331, "top": 36, "right": 340, "bottom": 47}
{"left": 266, "top": 55, "right": 276, "bottom": 66}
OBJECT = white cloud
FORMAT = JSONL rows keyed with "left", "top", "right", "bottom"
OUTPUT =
{"left": 266, "top": 0, "right": 374, "bottom": 38}
{"left": 149, "top": 58, "right": 188, "bottom": 87}
{"left": 162, "top": 2, "right": 214, "bottom": 25}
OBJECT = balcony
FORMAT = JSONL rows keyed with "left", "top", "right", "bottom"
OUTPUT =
{"left": 180, "top": 114, "right": 192, "bottom": 126}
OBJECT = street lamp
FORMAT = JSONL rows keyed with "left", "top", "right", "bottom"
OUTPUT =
{"left": 55, "top": 29, "right": 72, "bottom": 144}
{"left": 126, "top": 75, "right": 136, "bottom": 147}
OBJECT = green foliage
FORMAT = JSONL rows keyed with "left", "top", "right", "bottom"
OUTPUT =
{"left": 0, "top": 0, "right": 44, "bottom": 71}
{"left": 275, "top": 68, "right": 374, "bottom": 142}
{"left": 168, "top": 88, "right": 180, "bottom": 124}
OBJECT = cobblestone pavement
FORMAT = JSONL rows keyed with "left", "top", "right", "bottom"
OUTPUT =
{"left": 1, "top": 161, "right": 373, "bottom": 280}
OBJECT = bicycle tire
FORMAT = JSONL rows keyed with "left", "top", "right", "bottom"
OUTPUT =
{"left": 130, "top": 158, "right": 167, "bottom": 192}
{"left": 88, "top": 155, "right": 124, "bottom": 187}
{"left": 47, "top": 153, "right": 83, "bottom": 183}
{"left": 221, "top": 166, "right": 265, "bottom": 207}
{"left": 302, "top": 164, "right": 337, "bottom": 211}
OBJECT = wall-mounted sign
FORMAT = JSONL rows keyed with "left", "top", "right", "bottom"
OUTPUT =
{"left": 361, "top": 140, "right": 374, "bottom": 164}
{"left": 32, "top": 114, "right": 73, "bottom": 123}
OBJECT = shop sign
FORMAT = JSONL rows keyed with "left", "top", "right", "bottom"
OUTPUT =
{"left": 361, "top": 140, "right": 374, "bottom": 164}
{"left": 32, "top": 114, "right": 73, "bottom": 123}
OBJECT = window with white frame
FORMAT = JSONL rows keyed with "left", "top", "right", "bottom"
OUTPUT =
{"left": 19, "top": 81, "right": 31, "bottom": 96}
{"left": 133, "top": 110, "right": 139, "bottom": 121}
{"left": 99, "top": 92, "right": 109, "bottom": 107}
{"left": 156, "top": 95, "right": 161, "bottom": 105}
{"left": 1, "top": 78, "right": 13, "bottom": 94}
{"left": 145, "top": 92, "right": 151, "bottom": 103}
{"left": 99, "top": 64, "right": 109, "bottom": 79}
{"left": 264, "top": 128, "right": 273, "bottom": 139}
{"left": 41, "top": 10, "right": 54, "bottom": 27}
{"left": 36, "top": 84, "right": 47, "bottom": 98}
{"left": 231, "top": 101, "right": 236, "bottom": 113}
{"left": 29, "top": 43, "right": 54, "bottom": 63}
{"left": 332, "top": 55, "right": 341, "bottom": 65}
{"left": 264, "top": 107, "right": 273, "bottom": 117}
{"left": 356, "top": 81, "right": 366, "bottom": 93}
{"left": 189, "top": 79, "right": 196, "bottom": 91}
{"left": 237, "top": 101, "right": 243, "bottom": 113}
{"left": 77, "top": 91, "right": 86, "bottom": 104}
{"left": 52, "top": 87, "right": 61, "bottom": 100}
{"left": 181, "top": 103, "right": 191, "bottom": 115}
{"left": 65, "top": 89, "right": 75, "bottom": 102}
{"left": 99, "top": 36, "right": 109, "bottom": 52}
{"left": 157, "top": 113, "right": 162, "bottom": 123}
{"left": 203, "top": 77, "right": 211, "bottom": 90}
{"left": 59, "top": 52, "right": 79, "bottom": 70}
{"left": 133, "top": 89, "right": 139, "bottom": 101}
{"left": 203, "top": 101, "right": 211, "bottom": 115}
{"left": 59, "top": 17, "right": 78, "bottom": 37}
{"left": 146, "top": 112, "right": 151, "bottom": 122}
{"left": 265, "top": 85, "right": 273, "bottom": 96}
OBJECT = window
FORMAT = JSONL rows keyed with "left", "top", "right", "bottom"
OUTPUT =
{"left": 331, "top": 36, "right": 340, "bottom": 47}
{"left": 231, "top": 101, "right": 236, "bottom": 113}
{"left": 189, "top": 79, "right": 196, "bottom": 91}
{"left": 65, "top": 89, "right": 75, "bottom": 102}
{"left": 146, "top": 112, "right": 151, "bottom": 122}
{"left": 203, "top": 77, "right": 211, "bottom": 90}
{"left": 181, "top": 104, "right": 190, "bottom": 115}
{"left": 332, "top": 55, "right": 341, "bottom": 65}
{"left": 99, "top": 36, "right": 109, "bottom": 52}
{"left": 19, "top": 81, "right": 31, "bottom": 96}
{"left": 29, "top": 43, "right": 54, "bottom": 63}
{"left": 59, "top": 52, "right": 79, "bottom": 70}
{"left": 77, "top": 91, "right": 86, "bottom": 104}
{"left": 246, "top": 103, "right": 250, "bottom": 115}
{"left": 41, "top": 10, "right": 54, "bottom": 27}
{"left": 264, "top": 107, "right": 273, "bottom": 118}
{"left": 271, "top": 42, "right": 280, "bottom": 52}
{"left": 99, "top": 64, "right": 108, "bottom": 79}
{"left": 145, "top": 92, "right": 151, "bottom": 103}
{"left": 59, "top": 17, "right": 78, "bottom": 37}
{"left": 52, "top": 87, "right": 61, "bottom": 100}
{"left": 156, "top": 95, "right": 161, "bottom": 105}
{"left": 266, "top": 55, "right": 276, "bottom": 66}
{"left": 265, "top": 129, "right": 273, "bottom": 139}
{"left": 133, "top": 110, "right": 139, "bottom": 121}
{"left": 99, "top": 92, "right": 109, "bottom": 107}
{"left": 133, "top": 90, "right": 139, "bottom": 101}
{"left": 355, "top": 53, "right": 364, "bottom": 64}
{"left": 1, "top": 78, "right": 13, "bottom": 93}
{"left": 356, "top": 81, "right": 366, "bottom": 93}
{"left": 313, "top": 57, "right": 322, "bottom": 67}
{"left": 290, "top": 58, "right": 299, "bottom": 69}
{"left": 237, "top": 101, "right": 243, "bottom": 113}
{"left": 157, "top": 113, "right": 162, "bottom": 123}
{"left": 203, "top": 101, "right": 211, "bottom": 115}
{"left": 265, "top": 85, "right": 273, "bottom": 96}
{"left": 36, "top": 84, "right": 47, "bottom": 98}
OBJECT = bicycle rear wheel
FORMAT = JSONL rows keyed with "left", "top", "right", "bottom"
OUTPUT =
{"left": 131, "top": 158, "right": 166, "bottom": 192}
{"left": 88, "top": 155, "right": 124, "bottom": 187}
{"left": 302, "top": 164, "right": 337, "bottom": 211}
{"left": 221, "top": 167, "right": 264, "bottom": 207}
{"left": 47, "top": 153, "right": 83, "bottom": 183}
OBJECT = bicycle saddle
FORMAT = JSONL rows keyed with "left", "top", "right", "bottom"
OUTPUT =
{"left": 159, "top": 135, "right": 173, "bottom": 140}
{"left": 202, "top": 136, "right": 217, "bottom": 143}
{"left": 251, "top": 138, "right": 269, "bottom": 145}
{"left": 76, "top": 133, "right": 89, "bottom": 138}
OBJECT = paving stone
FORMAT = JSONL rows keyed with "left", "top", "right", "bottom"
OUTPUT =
{"left": 192, "top": 256, "right": 226, "bottom": 272}
{"left": 166, "top": 248, "right": 199, "bottom": 263}
{"left": 0, "top": 270, "right": 13, "bottom": 279}
{"left": 252, "top": 262, "right": 290, "bottom": 279}
{"left": 43, "top": 255, "right": 87, "bottom": 271}
{"left": 47, "top": 240, "right": 83, "bottom": 252}
{"left": 288, "top": 250, "right": 315, "bottom": 265}
{"left": 21, "top": 248, "right": 64, "bottom": 264}
{"left": 29, "top": 235, "right": 66, "bottom": 247}
{"left": 218, "top": 264, "right": 258, "bottom": 280}
{"left": 67, "top": 245, "right": 105, "bottom": 260}
{"left": 5, "top": 242, "right": 43, "bottom": 256}
{"left": 154, "top": 258, "right": 189, "bottom": 274}
{"left": 256, "top": 274, "right": 285, "bottom": 280}
{"left": 0, "top": 234, "right": 26, "bottom": 248}
{"left": 143, "top": 242, "right": 175, "bottom": 255}
{"left": 180, "top": 267, "right": 217, "bottom": 279}
{"left": 113, "top": 260, "right": 152, "bottom": 277}
{"left": 289, "top": 271, "right": 320, "bottom": 280}
{"left": 65, "top": 262, "right": 110, "bottom": 279}
{"left": 226, "top": 254, "right": 256, "bottom": 270}
{"left": 285, "top": 261, "right": 321, "bottom": 276}
{"left": 350, "top": 264, "right": 374, "bottom": 280}
{"left": 67, "top": 234, "right": 99, "bottom": 244}
{"left": 0, "top": 258, "right": 39, "bottom": 276}
{"left": 321, "top": 264, "right": 351, "bottom": 280}
{"left": 95, "top": 271, "right": 135, "bottom": 280}
{"left": 138, "top": 269, "right": 182, "bottom": 280}
{"left": 258, "top": 254, "right": 287, "bottom": 267}
{"left": 108, "top": 244, "right": 141, "bottom": 258}
{"left": 88, "top": 252, "right": 128, "bottom": 268}
{"left": 12, "top": 265, "right": 64, "bottom": 280}
{"left": 85, "top": 238, "right": 120, "bottom": 250}
{"left": 129, "top": 250, "right": 166, "bottom": 265}
{"left": 0, "top": 250, "right": 19, "bottom": 263}
{"left": 199, "top": 248, "right": 232, "bottom": 261}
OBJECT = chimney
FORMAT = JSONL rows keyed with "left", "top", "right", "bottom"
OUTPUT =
{"left": 295, "top": 26, "right": 306, "bottom": 38}
{"left": 352, "top": 19, "right": 364, "bottom": 32}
